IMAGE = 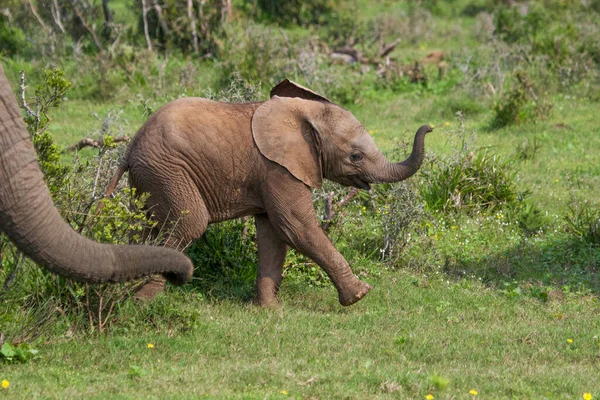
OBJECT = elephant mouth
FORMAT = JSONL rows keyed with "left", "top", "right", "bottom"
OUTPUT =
{"left": 351, "top": 176, "right": 371, "bottom": 191}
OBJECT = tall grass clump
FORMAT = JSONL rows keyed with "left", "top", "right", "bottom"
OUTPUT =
{"left": 565, "top": 199, "right": 600, "bottom": 246}
{"left": 420, "top": 118, "right": 520, "bottom": 215}
{"left": 490, "top": 71, "right": 552, "bottom": 129}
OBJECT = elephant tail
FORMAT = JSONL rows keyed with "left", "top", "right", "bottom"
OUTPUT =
{"left": 103, "top": 165, "right": 127, "bottom": 200}
{"left": 93, "top": 165, "right": 127, "bottom": 216}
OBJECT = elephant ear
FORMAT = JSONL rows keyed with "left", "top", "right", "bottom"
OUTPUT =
{"left": 270, "top": 79, "right": 331, "bottom": 103}
{"left": 252, "top": 96, "right": 323, "bottom": 188}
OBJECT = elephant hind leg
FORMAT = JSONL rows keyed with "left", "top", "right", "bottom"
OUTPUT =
{"left": 134, "top": 171, "right": 210, "bottom": 300}
{"left": 254, "top": 214, "right": 288, "bottom": 307}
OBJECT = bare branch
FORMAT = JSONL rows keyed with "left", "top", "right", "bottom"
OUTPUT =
{"left": 66, "top": 136, "right": 129, "bottom": 151}
{"left": 321, "top": 188, "right": 360, "bottom": 233}
{"left": 51, "top": 0, "right": 66, "bottom": 34}
{"left": 70, "top": 0, "right": 103, "bottom": 50}
{"left": 188, "top": 0, "right": 199, "bottom": 53}
{"left": 19, "top": 70, "right": 39, "bottom": 123}
{"left": 379, "top": 38, "right": 401, "bottom": 58}
{"left": 221, "top": 0, "right": 231, "bottom": 22}
{"left": 151, "top": 0, "right": 169, "bottom": 37}
{"left": 24, "top": 0, "right": 51, "bottom": 33}
{"left": 141, "top": 0, "right": 153, "bottom": 51}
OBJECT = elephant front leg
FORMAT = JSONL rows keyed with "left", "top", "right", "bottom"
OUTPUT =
{"left": 254, "top": 214, "right": 288, "bottom": 307}
{"left": 264, "top": 187, "right": 371, "bottom": 306}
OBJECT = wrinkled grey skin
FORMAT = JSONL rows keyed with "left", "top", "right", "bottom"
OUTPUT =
{"left": 0, "top": 64, "right": 193, "bottom": 285}
{"left": 107, "top": 79, "right": 432, "bottom": 306}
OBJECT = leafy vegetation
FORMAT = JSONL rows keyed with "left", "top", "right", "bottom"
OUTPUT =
{"left": 1, "top": 0, "right": 599, "bottom": 397}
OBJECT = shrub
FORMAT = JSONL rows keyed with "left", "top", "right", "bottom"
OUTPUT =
{"left": 247, "top": 0, "right": 338, "bottom": 26}
{"left": 21, "top": 69, "right": 72, "bottom": 191}
{"left": 214, "top": 21, "right": 363, "bottom": 105}
{"left": 186, "top": 219, "right": 257, "bottom": 298}
{"left": 0, "top": 12, "right": 30, "bottom": 57}
{"left": 215, "top": 21, "right": 287, "bottom": 90}
{"left": 490, "top": 72, "right": 552, "bottom": 129}
{"left": 420, "top": 117, "right": 521, "bottom": 214}
{"left": 203, "top": 72, "right": 262, "bottom": 102}
{"left": 565, "top": 199, "right": 600, "bottom": 246}
{"left": 421, "top": 148, "right": 519, "bottom": 214}
{"left": 493, "top": 1, "right": 599, "bottom": 69}
{"left": 135, "top": 0, "right": 225, "bottom": 55}
{"left": 379, "top": 183, "right": 425, "bottom": 262}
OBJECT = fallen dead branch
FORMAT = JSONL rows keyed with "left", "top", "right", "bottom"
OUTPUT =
{"left": 321, "top": 188, "right": 360, "bottom": 233}
{"left": 66, "top": 136, "right": 129, "bottom": 151}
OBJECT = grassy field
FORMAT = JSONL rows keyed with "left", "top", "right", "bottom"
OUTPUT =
{"left": 1, "top": 0, "right": 600, "bottom": 398}
{"left": 3, "top": 274, "right": 600, "bottom": 399}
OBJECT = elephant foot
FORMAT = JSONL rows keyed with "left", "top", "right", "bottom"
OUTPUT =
{"left": 339, "top": 280, "right": 372, "bottom": 306}
{"left": 134, "top": 276, "right": 166, "bottom": 301}
{"left": 252, "top": 295, "right": 282, "bottom": 309}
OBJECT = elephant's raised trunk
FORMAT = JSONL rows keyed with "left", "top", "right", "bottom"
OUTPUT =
{"left": 0, "top": 65, "right": 193, "bottom": 285}
{"left": 369, "top": 125, "right": 432, "bottom": 183}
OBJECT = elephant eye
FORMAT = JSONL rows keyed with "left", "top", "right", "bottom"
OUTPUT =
{"left": 349, "top": 153, "right": 363, "bottom": 162}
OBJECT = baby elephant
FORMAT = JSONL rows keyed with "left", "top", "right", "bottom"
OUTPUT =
{"left": 105, "top": 79, "right": 432, "bottom": 306}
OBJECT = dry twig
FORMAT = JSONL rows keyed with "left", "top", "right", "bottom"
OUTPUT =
{"left": 66, "top": 136, "right": 129, "bottom": 151}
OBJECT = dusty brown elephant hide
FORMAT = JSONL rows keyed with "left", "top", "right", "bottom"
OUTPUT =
{"left": 105, "top": 79, "right": 432, "bottom": 306}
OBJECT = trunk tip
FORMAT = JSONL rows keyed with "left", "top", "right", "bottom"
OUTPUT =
{"left": 418, "top": 125, "right": 433, "bottom": 135}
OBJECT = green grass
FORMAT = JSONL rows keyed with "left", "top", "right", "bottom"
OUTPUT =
{"left": 2, "top": 272, "right": 599, "bottom": 398}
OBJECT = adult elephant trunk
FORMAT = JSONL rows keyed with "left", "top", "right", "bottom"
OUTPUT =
{"left": 368, "top": 125, "right": 432, "bottom": 184}
{"left": 0, "top": 65, "right": 193, "bottom": 285}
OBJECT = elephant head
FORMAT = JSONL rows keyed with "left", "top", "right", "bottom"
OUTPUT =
{"left": 252, "top": 79, "right": 432, "bottom": 190}
{"left": 0, "top": 64, "right": 193, "bottom": 285}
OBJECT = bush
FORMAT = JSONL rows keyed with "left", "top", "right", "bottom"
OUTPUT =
{"left": 135, "top": 0, "right": 225, "bottom": 55}
{"left": 214, "top": 21, "right": 363, "bottom": 105}
{"left": 490, "top": 72, "right": 552, "bottom": 129}
{"left": 565, "top": 199, "right": 600, "bottom": 246}
{"left": 0, "top": 12, "right": 30, "bottom": 57}
{"left": 215, "top": 21, "right": 287, "bottom": 90}
{"left": 186, "top": 219, "right": 257, "bottom": 298}
{"left": 421, "top": 148, "right": 519, "bottom": 214}
{"left": 420, "top": 118, "right": 521, "bottom": 214}
{"left": 493, "top": 1, "right": 599, "bottom": 69}
{"left": 247, "top": 0, "right": 338, "bottom": 26}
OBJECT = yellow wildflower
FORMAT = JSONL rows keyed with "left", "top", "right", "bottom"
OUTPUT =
{"left": 425, "top": 395, "right": 434, "bottom": 400}
{"left": 1, "top": 380, "right": 9, "bottom": 389}
{"left": 470, "top": 389, "right": 478, "bottom": 396}
{"left": 444, "top": 121, "right": 450, "bottom": 126}
{"left": 583, "top": 393, "right": 592, "bottom": 400}
{"left": 147, "top": 343, "right": 155, "bottom": 348}
{"left": 566, "top": 338, "right": 573, "bottom": 344}
{"left": 281, "top": 390, "right": 288, "bottom": 395}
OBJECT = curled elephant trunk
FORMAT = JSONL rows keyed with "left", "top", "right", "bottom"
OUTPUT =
{"left": 0, "top": 64, "right": 193, "bottom": 285}
{"left": 368, "top": 125, "right": 432, "bottom": 184}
